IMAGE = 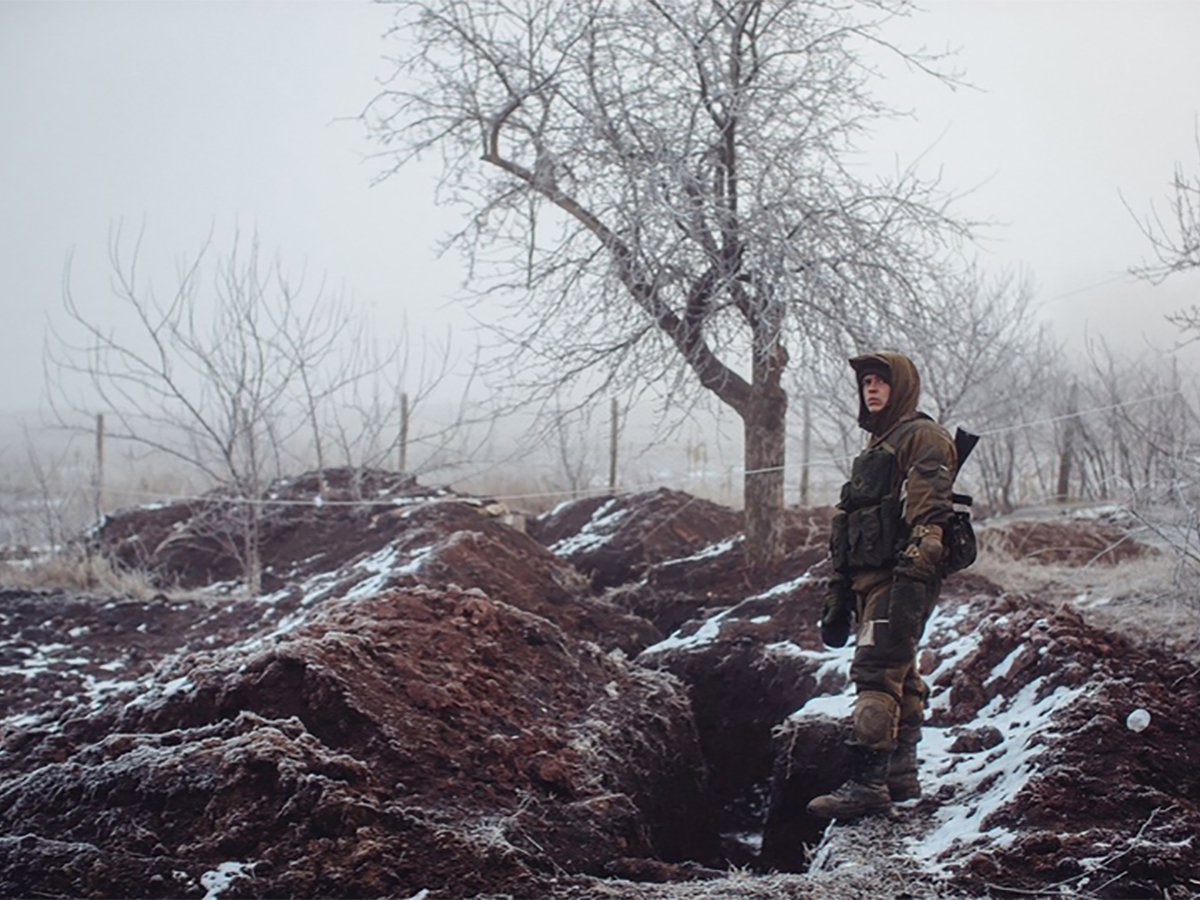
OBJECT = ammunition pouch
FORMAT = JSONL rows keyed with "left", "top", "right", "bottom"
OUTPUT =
{"left": 846, "top": 496, "right": 903, "bottom": 569}
{"left": 830, "top": 511, "right": 850, "bottom": 573}
{"left": 831, "top": 495, "right": 904, "bottom": 571}
{"left": 832, "top": 441, "right": 904, "bottom": 572}
{"left": 942, "top": 493, "right": 978, "bottom": 574}
{"left": 840, "top": 443, "right": 896, "bottom": 509}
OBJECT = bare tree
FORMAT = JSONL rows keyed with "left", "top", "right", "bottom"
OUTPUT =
{"left": 898, "top": 266, "right": 1049, "bottom": 420}
{"left": 1128, "top": 138, "right": 1200, "bottom": 632}
{"left": 47, "top": 227, "right": 404, "bottom": 595}
{"left": 362, "top": 0, "right": 972, "bottom": 568}
{"left": 906, "top": 265, "right": 1065, "bottom": 513}
{"left": 1072, "top": 337, "right": 1199, "bottom": 507}
{"left": 322, "top": 332, "right": 508, "bottom": 500}
{"left": 1129, "top": 133, "right": 1200, "bottom": 287}
{"left": 7, "top": 432, "right": 91, "bottom": 555}
{"left": 548, "top": 401, "right": 602, "bottom": 497}
{"left": 797, "top": 263, "right": 1060, "bottom": 513}
{"left": 1128, "top": 130, "right": 1200, "bottom": 349}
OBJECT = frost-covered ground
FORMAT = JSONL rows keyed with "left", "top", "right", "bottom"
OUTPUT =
{"left": 3, "top": 487, "right": 1198, "bottom": 899}
{"left": 650, "top": 596, "right": 1092, "bottom": 889}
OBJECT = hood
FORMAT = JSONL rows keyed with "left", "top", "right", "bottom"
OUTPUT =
{"left": 849, "top": 351, "right": 921, "bottom": 437}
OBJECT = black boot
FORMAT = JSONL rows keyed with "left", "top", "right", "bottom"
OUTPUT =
{"left": 887, "top": 738, "right": 921, "bottom": 801}
{"left": 807, "top": 745, "right": 893, "bottom": 820}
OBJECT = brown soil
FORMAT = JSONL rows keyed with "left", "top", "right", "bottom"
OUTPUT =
{"left": 0, "top": 470, "right": 1195, "bottom": 899}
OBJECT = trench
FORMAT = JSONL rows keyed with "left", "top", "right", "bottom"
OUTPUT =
{"left": 641, "top": 643, "right": 839, "bottom": 874}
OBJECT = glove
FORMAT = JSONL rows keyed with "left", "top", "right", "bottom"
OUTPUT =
{"left": 896, "top": 524, "right": 945, "bottom": 582}
{"left": 819, "top": 577, "right": 855, "bottom": 648}
{"left": 888, "top": 573, "right": 931, "bottom": 646}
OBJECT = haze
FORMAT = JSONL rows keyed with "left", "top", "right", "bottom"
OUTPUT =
{"left": 3, "top": 0, "right": 1200, "bottom": 416}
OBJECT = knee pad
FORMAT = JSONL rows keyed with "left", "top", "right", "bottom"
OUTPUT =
{"left": 853, "top": 690, "right": 899, "bottom": 750}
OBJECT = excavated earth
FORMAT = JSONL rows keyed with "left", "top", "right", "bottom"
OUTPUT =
{"left": 1, "top": 468, "right": 1198, "bottom": 899}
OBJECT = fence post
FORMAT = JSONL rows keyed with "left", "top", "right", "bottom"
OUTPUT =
{"left": 398, "top": 392, "right": 409, "bottom": 475}
{"left": 94, "top": 412, "right": 105, "bottom": 522}
{"left": 1056, "top": 381, "right": 1078, "bottom": 503}
{"left": 608, "top": 398, "right": 619, "bottom": 492}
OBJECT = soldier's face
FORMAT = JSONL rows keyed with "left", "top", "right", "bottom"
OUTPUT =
{"left": 862, "top": 373, "right": 890, "bottom": 412}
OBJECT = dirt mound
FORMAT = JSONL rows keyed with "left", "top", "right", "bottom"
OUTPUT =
{"left": 0, "top": 585, "right": 716, "bottom": 898}
{"left": 981, "top": 516, "right": 1156, "bottom": 565}
{"left": 94, "top": 468, "right": 455, "bottom": 591}
{"left": 95, "top": 472, "right": 656, "bottom": 655}
{"left": 529, "top": 488, "right": 744, "bottom": 590}
{"left": 611, "top": 507, "right": 834, "bottom": 635}
{"left": 761, "top": 587, "right": 1200, "bottom": 897}
{"left": 0, "top": 589, "right": 266, "bottom": 725}
{"left": 943, "top": 603, "right": 1200, "bottom": 897}
{"left": 3, "top": 474, "right": 1199, "bottom": 898}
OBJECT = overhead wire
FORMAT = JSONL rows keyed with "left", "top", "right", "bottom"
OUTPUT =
{"left": 19, "top": 385, "right": 1186, "bottom": 514}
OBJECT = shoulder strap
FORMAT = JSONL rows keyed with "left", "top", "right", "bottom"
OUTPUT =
{"left": 882, "top": 414, "right": 965, "bottom": 490}
{"left": 879, "top": 413, "right": 935, "bottom": 451}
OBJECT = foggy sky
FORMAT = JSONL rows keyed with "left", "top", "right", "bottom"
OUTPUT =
{"left": 3, "top": 0, "right": 1200, "bottom": 419}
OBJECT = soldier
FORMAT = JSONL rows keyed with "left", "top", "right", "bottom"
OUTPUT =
{"left": 808, "top": 351, "right": 957, "bottom": 820}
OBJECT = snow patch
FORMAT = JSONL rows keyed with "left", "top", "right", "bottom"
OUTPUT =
{"left": 549, "top": 499, "right": 629, "bottom": 555}
{"left": 909, "top": 675, "right": 1087, "bottom": 873}
{"left": 749, "top": 571, "right": 815, "bottom": 599}
{"left": 668, "top": 536, "right": 740, "bottom": 564}
{"left": 641, "top": 607, "right": 734, "bottom": 655}
{"left": 161, "top": 675, "right": 193, "bottom": 697}
{"left": 200, "top": 861, "right": 254, "bottom": 899}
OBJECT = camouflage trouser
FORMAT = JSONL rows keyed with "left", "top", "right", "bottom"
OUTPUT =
{"left": 847, "top": 572, "right": 939, "bottom": 750}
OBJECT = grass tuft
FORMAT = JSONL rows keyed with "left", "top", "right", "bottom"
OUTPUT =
{"left": 0, "top": 546, "right": 159, "bottom": 598}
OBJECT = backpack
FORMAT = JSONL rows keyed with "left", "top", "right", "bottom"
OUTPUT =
{"left": 887, "top": 418, "right": 980, "bottom": 575}
{"left": 943, "top": 427, "right": 980, "bottom": 574}
{"left": 944, "top": 491, "right": 978, "bottom": 574}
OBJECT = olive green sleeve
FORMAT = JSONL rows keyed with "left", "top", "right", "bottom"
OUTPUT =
{"left": 898, "top": 424, "right": 957, "bottom": 529}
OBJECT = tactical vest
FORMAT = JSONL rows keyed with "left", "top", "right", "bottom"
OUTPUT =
{"left": 830, "top": 440, "right": 903, "bottom": 572}
{"left": 829, "top": 416, "right": 936, "bottom": 573}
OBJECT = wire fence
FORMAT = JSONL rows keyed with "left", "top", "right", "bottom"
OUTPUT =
{"left": 3, "top": 385, "right": 1199, "bottom": 554}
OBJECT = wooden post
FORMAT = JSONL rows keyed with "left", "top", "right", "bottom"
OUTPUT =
{"left": 94, "top": 412, "right": 105, "bottom": 521}
{"left": 1056, "top": 381, "right": 1078, "bottom": 503}
{"left": 608, "top": 398, "right": 619, "bottom": 492}
{"left": 398, "top": 392, "right": 409, "bottom": 475}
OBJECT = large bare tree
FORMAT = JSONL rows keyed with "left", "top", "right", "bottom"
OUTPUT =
{"left": 1127, "top": 138, "right": 1200, "bottom": 632}
{"left": 364, "top": 0, "right": 969, "bottom": 567}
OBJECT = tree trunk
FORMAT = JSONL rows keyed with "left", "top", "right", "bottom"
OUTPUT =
{"left": 799, "top": 394, "right": 811, "bottom": 508}
{"left": 245, "top": 498, "right": 263, "bottom": 598}
{"left": 742, "top": 381, "right": 787, "bottom": 573}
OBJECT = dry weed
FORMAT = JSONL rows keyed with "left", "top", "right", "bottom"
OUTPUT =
{"left": 0, "top": 546, "right": 158, "bottom": 599}
{"left": 974, "top": 526, "right": 1200, "bottom": 662}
